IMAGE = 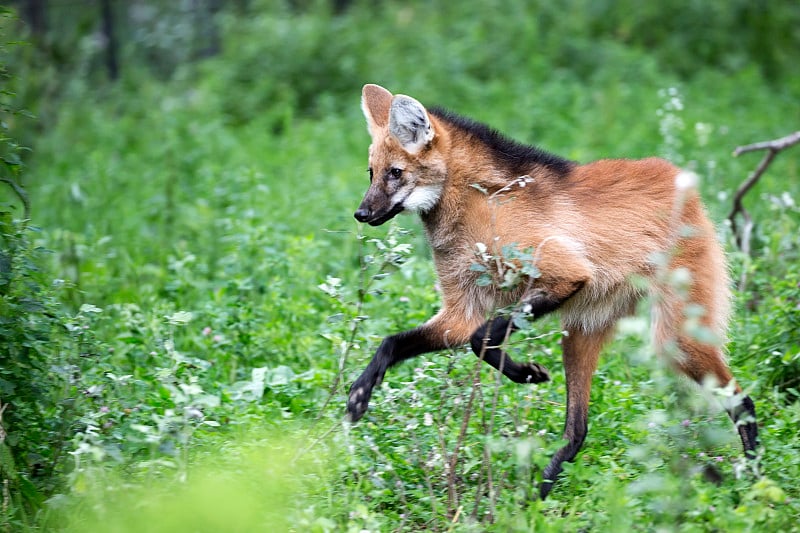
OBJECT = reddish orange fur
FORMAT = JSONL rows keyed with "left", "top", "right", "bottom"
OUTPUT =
{"left": 362, "top": 90, "right": 726, "bottom": 369}
{"left": 350, "top": 84, "right": 758, "bottom": 498}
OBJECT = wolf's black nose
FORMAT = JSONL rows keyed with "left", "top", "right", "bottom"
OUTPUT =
{"left": 354, "top": 208, "right": 371, "bottom": 222}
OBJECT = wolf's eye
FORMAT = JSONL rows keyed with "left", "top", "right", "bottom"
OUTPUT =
{"left": 389, "top": 167, "right": 403, "bottom": 179}
{"left": 368, "top": 168, "right": 373, "bottom": 182}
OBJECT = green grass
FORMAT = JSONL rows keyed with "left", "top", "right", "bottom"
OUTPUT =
{"left": 3, "top": 1, "right": 800, "bottom": 530}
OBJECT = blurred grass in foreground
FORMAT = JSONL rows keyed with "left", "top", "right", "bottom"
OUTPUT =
{"left": 53, "top": 430, "right": 323, "bottom": 532}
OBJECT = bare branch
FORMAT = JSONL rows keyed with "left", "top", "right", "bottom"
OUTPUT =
{"left": 728, "top": 131, "right": 800, "bottom": 290}
{"left": 733, "top": 131, "right": 800, "bottom": 157}
{"left": 727, "top": 149, "right": 777, "bottom": 254}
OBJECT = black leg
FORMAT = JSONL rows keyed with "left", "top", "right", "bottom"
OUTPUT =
{"left": 540, "top": 416, "right": 588, "bottom": 500}
{"left": 539, "top": 327, "right": 607, "bottom": 499}
{"left": 467, "top": 287, "right": 579, "bottom": 384}
{"left": 469, "top": 317, "right": 549, "bottom": 384}
{"left": 347, "top": 326, "right": 446, "bottom": 422}
{"left": 728, "top": 394, "right": 759, "bottom": 459}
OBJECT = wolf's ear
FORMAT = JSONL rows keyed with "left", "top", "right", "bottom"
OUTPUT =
{"left": 362, "top": 84, "right": 393, "bottom": 136}
{"left": 389, "top": 94, "right": 434, "bottom": 154}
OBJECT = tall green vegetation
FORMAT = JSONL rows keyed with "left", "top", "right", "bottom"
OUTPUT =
{"left": 1, "top": 1, "right": 799, "bottom": 530}
{"left": 2, "top": 7, "right": 88, "bottom": 524}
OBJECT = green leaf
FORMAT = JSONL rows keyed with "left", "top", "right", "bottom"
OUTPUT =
{"left": 512, "top": 314, "right": 531, "bottom": 330}
{"left": 0, "top": 442, "right": 18, "bottom": 479}
{"left": 79, "top": 303, "right": 103, "bottom": 314}
{"left": 165, "top": 311, "right": 193, "bottom": 325}
{"left": 476, "top": 273, "right": 493, "bottom": 286}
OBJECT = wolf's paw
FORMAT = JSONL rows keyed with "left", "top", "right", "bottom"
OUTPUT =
{"left": 346, "top": 384, "right": 372, "bottom": 422}
{"left": 514, "top": 362, "right": 550, "bottom": 384}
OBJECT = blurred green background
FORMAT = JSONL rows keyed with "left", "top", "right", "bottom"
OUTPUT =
{"left": 1, "top": 1, "right": 799, "bottom": 531}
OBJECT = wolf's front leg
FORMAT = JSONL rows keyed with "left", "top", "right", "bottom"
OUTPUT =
{"left": 346, "top": 327, "right": 441, "bottom": 421}
{"left": 347, "top": 312, "right": 477, "bottom": 422}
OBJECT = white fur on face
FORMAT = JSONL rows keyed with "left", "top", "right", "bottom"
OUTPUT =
{"left": 400, "top": 184, "right": 443, "bottom": 213}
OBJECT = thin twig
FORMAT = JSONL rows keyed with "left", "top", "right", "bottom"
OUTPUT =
{"left": 291, "top": 419, "right": 344, "bottom": 466}
{"left": 445, "top": 355, "right": 484, "bottom": 516}
{"left": 728, "top": 150, "right": 777, "bottom": 256}
{"left": 732, "top": 131, "right": 800, "bottom": 157}
{"left": 485, "top": 317, "right": 515, "bottom": 520}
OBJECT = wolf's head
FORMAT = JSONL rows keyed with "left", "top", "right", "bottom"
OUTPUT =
{"left": 354, "top": 84, "right": 446, "bottom": 226}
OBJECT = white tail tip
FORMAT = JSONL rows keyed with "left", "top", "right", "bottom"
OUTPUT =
{"left": 675, "top": 170, "right": 699, "bottom": 191}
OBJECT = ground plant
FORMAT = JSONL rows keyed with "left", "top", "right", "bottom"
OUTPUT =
{"left": 1, "top": 1, "right": 799, "bottom": 531}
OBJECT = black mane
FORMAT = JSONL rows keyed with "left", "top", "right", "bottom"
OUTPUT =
{"left": 428, "top": 107, "right": 574, "bottom": 176}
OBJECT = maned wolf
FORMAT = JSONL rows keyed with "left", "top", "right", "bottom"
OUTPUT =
{"left": 347, "top": 83, "right": 758, "bottom": 499}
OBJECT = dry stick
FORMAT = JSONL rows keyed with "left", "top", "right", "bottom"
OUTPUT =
{"left": 433, "top": 347, "right": 461, "bottom": 521}
{"left": 728, "top": 131, "right": 800, "bottom": 290}
{"left": 444, "top": 345, "right": 488, "bottom": 517}
{"left": 435, "top": 413, "right": 452, "bottom": 511}
{"left": 470, "top": 324, "right": 493, "bottom": 521}
{"left": 458, "top": 318, "right": 499, "bottom": 520}
{"left": 485, "top": 317, "right": 517, "bottom": 521}
{"left": 455, "top": 314, "right": 517, "bottom": 524}
{"left": 445, "top": 192, "right": 505, "bottom": 519}
{"left": 469, "top": 186, "right": 539, "bottom": 520}
{"left": 733, "top": 131, "right": 800, "bottom": 157}
{"left": 471, "top": 364, "right": 493, "bottom": 523}
{"left": 445, "top": 366, "right": 478, "bottom": 514}
{"left": 292, "top": 419, "right": 341, "bottom": 463}
{"left": 478, "top": 187, "right": 517, "bottom": 519}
